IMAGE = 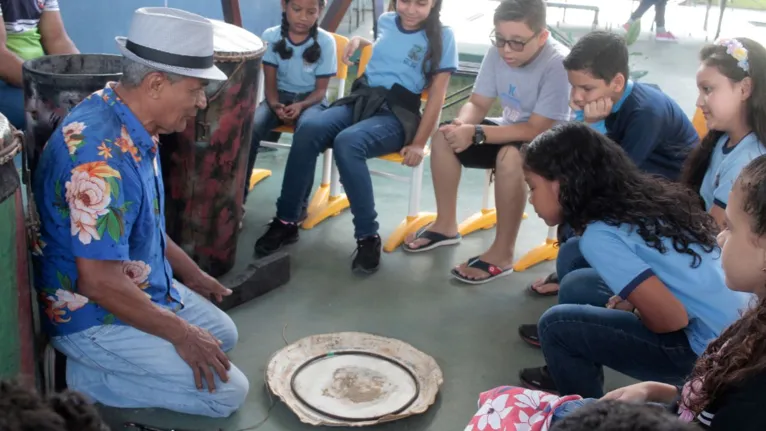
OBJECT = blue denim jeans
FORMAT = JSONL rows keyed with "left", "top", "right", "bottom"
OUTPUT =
{"left": 0, "top": 80, "right": 25, "bottom": 130}
{"left": 245, "top": 91, "right": 327, "bottom": 201}
{"left": 277, "top": 103, "right": 405, "bottom": 238}
{"left": 51, "top": 283, "right": 249, "bottom": 418}
{"left": 540, "top": 237, "right": 698, "bottom": 398}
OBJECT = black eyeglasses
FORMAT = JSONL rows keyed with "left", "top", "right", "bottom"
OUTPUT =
{"left": 489, "top": 31, "right": 539, "bottom": 52}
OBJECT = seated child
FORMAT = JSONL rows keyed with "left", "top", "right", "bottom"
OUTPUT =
{"left": 402, "top": 0, "right": 572, "bottom": 286}
{"left": 244, "top": 0, "right": 336, "bottom": 208}
{"left": 462, "top": 387, "right": 700, "bottom": 431}
{"left": 551, "top": 401, "right": 701, "bottom": 431}
{"left": 529, "top": 30, "right": 700, "bottom": 296}
{"left": 515, "top": 123, "right": 750, "bottom": 398}
{"left": 682, "top": 37, "right": 766, "bottom": 229}
{"left": 599, "top": 154, "right": 766, "bottom": 430}
{"left": 565, "top": 31, "right": 697, "bottom": 181}
{"left": 254, "top": 0, "right": 458, "bottom": 273}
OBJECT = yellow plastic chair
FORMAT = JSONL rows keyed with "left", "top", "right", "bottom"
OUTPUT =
{"left": 250, "top": 32, "right": 351, "bottom": 218}
{"left": 692, "top": 106, "right": 708, "bottom": 138}
{"left": 306, "top": 45, "right": 440, "bottom": 251}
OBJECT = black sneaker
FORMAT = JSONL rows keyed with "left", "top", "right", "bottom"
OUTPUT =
{"left": 352, "top": 235, "right": 382, "bottom": 274}
{"left": 519, "top": 366, "right": 559, "bottom": 394}
{"left": 518, "top": 324, "right": 541, "bottom": 348}
{"left": 255, "top": 219, "right": 299, "bottom": 257}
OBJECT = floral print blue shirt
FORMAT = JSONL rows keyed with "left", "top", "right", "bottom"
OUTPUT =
{"left": 32, "top": 83, "right": 182, "bottom": 337}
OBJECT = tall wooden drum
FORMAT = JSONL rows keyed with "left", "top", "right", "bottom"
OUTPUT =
{"left": 160, "top": 21, "right": 266, "bottom": 277}
{"left": 0, "top": 113, "right": 34, "bottom": 380}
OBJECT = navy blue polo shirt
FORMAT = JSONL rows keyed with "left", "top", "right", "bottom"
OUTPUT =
{"left": 605, "top": 82, "right": 698, "bottom": 181}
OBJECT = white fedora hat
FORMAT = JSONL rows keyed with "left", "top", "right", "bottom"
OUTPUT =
{"left": 116, "top": 7, "right": 227, "bottom": 81}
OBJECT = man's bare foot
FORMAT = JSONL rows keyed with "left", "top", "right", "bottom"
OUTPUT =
{"left": 404, "top": 221, "right": 459, "bottom": 251}
{"left": 454, "top": 249, "right": 513, "bottom": 282}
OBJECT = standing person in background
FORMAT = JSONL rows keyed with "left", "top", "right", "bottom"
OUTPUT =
{"left": 625, "top": 0, "right": 676, "bottom": 43}
{"left": 0, "top": 0, "right": 78, "bottom": 130}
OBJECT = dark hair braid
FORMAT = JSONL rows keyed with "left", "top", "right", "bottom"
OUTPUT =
{"left": 273, "top": 11, "right": 294, "bottom": 60}
{"left": 303, "top": 21, "right": 322, "bottom": 64}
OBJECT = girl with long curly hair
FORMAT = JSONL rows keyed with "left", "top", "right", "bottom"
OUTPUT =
{"left": 515, "top": 122, "right": 751, "bottom": 398}
{"left": 682, "top": 37, "right": 766, "bottom": 229}
{"left": 600, "top": 154, "right": 766, "bottom": 430}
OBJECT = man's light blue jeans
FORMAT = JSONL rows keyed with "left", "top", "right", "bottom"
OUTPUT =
{"left": 51, "top": 283, "right": 249, "bottom": 418}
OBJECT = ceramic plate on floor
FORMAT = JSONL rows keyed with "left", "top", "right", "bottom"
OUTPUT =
{"left": 291, "top": 352, "right": 419, "bottom": 421}
{"left": 267, "top": 332, "right": 443, "bottom": 427}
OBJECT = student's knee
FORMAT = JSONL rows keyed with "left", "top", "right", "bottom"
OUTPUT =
{"left": 558, "top": 268, "right": 605, "bottom": 306}
{"left": 537, "top": 304, "right": 575, "bottom": 348}
{"left": 431, "top": 129, "right": 451, "bottom": 153}
{"left": 201, "top": 365, "right": 250, "bottom": 418}
{"left": 493, "top": 146, "right": 523, "bottom": 181}
{"left": 292, "top": 115, "right": 329, "bottom": 151}
{"left": 332, "top": 129, "right": 367, "bottom": 162}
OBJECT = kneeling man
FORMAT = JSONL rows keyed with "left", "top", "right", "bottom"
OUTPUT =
{"left": 31, "top": 8, "right": 248, "bottom": 417}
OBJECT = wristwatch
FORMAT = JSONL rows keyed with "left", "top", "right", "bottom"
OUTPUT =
{"left": 473, "top": 125, "right": 486, "bottom": 145}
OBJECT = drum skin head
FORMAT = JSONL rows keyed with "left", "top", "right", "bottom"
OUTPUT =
{"left": 266, "top": 332, "right": 443, "bottom": 427}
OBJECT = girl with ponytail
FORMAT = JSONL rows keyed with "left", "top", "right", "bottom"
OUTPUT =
{"left": 681, "top": 37, "right": 766, "bottom": 229}
{"left": 244, "top": 0, "right": 336, "bottom": 205}
{"left": 254, "top": 0, "right": 459, "bottom": 273}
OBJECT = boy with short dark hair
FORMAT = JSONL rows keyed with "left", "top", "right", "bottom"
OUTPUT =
{"left": 564, "top": 31, "right": 697, "bottom": 181}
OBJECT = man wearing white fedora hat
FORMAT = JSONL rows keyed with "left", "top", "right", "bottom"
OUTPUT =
{"left": 31, "top": 7, "right": 249, "bottom": 417}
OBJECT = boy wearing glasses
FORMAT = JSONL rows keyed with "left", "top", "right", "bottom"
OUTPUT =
{"left": 403, "top": 0, "right": 571, "bottom": 285}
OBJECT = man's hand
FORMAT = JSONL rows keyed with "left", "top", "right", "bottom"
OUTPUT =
{"left": 582, "top": 97, "right": 613, "bottom": 123}
{"left": 186, "top": 272, "right": 232, "bottom": 303}
{"left": 172, "top": 324, "right": 231, "bottom": 393}
{"left": 606, "top": 295, "right": 635, "bottom": 312}
{"left": 444, "top": 124, "right": 475, "bottom": 153}
{"left": 400, "top": 145, "right": 425, "bottom": 167}
{"left": 282, "top": 102, "right": 304, "bottom": 121}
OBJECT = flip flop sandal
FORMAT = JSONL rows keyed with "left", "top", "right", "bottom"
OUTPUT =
{"left": 451, "top": 256, "right": 513, "bottom": 285}
{"left": 402, "top": 224, "right": 462, "bottom": 253}
{"left": 527, "top": 271, "right": 559, "bottom": 297}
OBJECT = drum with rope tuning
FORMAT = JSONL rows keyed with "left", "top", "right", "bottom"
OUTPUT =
{"left": 160, "top": 20, "right": 266, "bottom": 277}
{"left": 22, "top": 54, "right": 124, "bottom": 177}
{"left": 0, "top": 113, "right": 34, "bottom": 381}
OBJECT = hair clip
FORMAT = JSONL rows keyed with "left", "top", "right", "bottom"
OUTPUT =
{"left": 716, "top": 38, "right": 750, "bottom": 73}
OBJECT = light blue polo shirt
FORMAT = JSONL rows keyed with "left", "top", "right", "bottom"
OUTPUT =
{"left": 261, "top": 26, "right": 338, "bottom": 94}
{"left": 580, "top": 221, "right": 752, "bottom": 355}
{"left": 574, "top": 80, "right": 634, "bottom": 134}
{"left": 700, "top": 132, "right": 765, "bottom": 211}
{"left": 364, "top": 12, "right": 458, "bottom": 94}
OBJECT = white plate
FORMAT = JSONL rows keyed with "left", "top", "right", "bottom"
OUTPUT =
{"left": 291, "top": 353, "right": 418, "bottom": 421}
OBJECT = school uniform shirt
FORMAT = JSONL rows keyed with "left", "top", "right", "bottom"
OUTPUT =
{"left": 604, "top": 82, "right": 698, "bottom": 181}
{"left": 261, "top": 26, "right": 337, "bottom": 94}
{"left": 364, "top": 12, "right": 459, "bottom": 95}
{"left": 472, "top": 38, "right": 572, "bottom": 125}
{"left": 1, "top": 0, "right": 59, "bottom": 60}
{"left": 700, "top": 133, "right": 765, "bottom": 211}
{"left": 579, "top": 221, "right": 752, "bottom": 355}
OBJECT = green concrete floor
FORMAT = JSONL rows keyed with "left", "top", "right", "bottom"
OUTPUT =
{"left": 97, "top": 3, "right": 759, "bottom": 429}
